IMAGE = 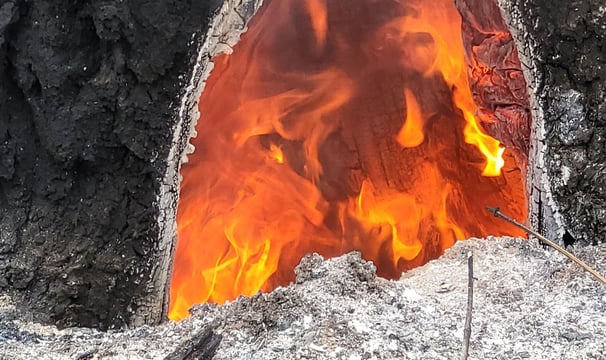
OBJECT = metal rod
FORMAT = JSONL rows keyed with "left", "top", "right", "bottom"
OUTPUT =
{"left": 485, "top": 206, "right": 606, "bottom": 286}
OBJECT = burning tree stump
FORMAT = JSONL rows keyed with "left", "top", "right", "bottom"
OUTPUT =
{"left": 0, "top": 0, "right": 604, "bottom": 330}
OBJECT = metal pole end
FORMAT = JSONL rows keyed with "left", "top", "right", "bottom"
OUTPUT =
{"left": 485, "top": 206, "right": 500, "bottom": 217}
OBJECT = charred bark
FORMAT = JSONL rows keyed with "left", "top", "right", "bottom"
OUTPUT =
{"left": 0, "top": 0, "right": 221, "bottom": 329}
{"left": 497, "top": 0, "right": 606, "bottom": 245}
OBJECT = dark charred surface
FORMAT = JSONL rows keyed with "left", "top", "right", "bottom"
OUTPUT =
{"left": 0, "top": 0, "right": 221, "bottom": 329}
{"left": 506, "top": 0, "right": 606, "bottom": 245}
{"left": 164, "top": 325, "right": 222, "bottom": 360}
{"left": 456, "top": 0, "right": 532, "bottom": 169}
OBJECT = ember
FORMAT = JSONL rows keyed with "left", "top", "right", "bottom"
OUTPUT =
{"left": 169, "top": 0, "right": 527, "bottom": 320}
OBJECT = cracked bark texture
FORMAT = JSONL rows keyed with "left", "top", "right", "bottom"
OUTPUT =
{"left": 0, "top": 0, "right": 221, "bottom": 329}
{"left": 498, "top": 0, "right": 606, "bottom": 245}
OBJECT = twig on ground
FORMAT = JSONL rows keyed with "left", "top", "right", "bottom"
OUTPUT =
{"left": 486, "top": 206, "right": 606, "bottom": 286}
{"left": 461, "top": 250, "right": 473, "bottom": 360}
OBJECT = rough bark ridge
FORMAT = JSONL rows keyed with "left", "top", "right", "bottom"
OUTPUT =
{"left": 499, "top": 0, "right": 606, "bottom": 245}
{"left": 0, "top": 0, "right": 221, "bottom": 329}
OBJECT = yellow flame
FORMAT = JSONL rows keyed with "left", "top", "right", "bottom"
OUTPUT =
{"left": 269, "top": 144, "right": 284, "bottom": 164}
{"left": 397, "top": 88, "right": 425, "bottom": 148}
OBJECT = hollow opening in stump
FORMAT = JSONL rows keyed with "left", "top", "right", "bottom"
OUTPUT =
{"left": 169, "top": 0, "right": 530, "bottom": 320}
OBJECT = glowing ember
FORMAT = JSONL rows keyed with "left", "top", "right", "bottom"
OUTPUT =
{"left": 169, "top": 0, "right": 527, "bottom": 320}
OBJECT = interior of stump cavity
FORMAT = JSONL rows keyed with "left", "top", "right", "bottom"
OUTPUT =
{"left": 169, "top": 0, "right": 529, "bottom": 320}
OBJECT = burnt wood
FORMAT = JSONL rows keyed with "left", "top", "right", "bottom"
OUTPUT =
{"left": 498, "top": 0, "right": 606, "bottom": 245}
{"left": 0, "top": 0, "right": 221, "bottom": 329}
{"left": 456, "top": 0, "right": 532, "bottom": 170}
{"left": 164, "top": 324, "right": 222, "bottom": 360}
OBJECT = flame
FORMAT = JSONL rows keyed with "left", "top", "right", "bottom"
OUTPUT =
{"left": 374, "top": 8, "right": 505, "bottom": 175}
{"left": 169, "top": 0, "right": 527, "bottom": 320}
{"left": 269, "top": 144, "right": 284, "bottom": 164}
{"left": 305, "top": 0, "right": 328, "bottom": 51}
{"left": 397, "top": 88, "right": 425, "bottom": 148}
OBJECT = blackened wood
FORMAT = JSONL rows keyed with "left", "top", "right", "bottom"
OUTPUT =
{"left": 497, "top": 0, "right": 606, "bottom": 245}
{"left": 0, "top": 0, "right": 222, "bottom": 329}
{"left": 164, "top": 325, "right": 222, "bottom": 360}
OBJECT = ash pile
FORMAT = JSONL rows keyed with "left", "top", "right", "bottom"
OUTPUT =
{"left": 1, "top": 236, "right": 605, "bottom": 359}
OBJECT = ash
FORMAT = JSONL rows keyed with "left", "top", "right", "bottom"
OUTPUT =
{"left": 1, "top": 237, "right": 605, "bottom": 359}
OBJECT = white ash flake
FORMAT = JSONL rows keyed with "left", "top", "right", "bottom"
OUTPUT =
{"left": 1, "top": 236, "right": 605, "bottom": 359}
{"left": 402, "top": 288, "right": 422, "bottom": 302}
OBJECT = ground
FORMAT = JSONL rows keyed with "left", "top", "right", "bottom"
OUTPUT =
{"left": 1, "top": 237, "right": 605, "bottom": 359}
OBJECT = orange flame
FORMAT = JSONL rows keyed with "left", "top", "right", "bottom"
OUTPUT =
{"left": 374, "top": 8, "right": 505, "bottom": 175}
{"left": 305, "top": 0, "right": 328, "bottom": 51}
{"left": 169, "top": 0, "right": 526, "bottom": 320}
{"left": 397, "top": 88, "right": 425, "bottom": 148}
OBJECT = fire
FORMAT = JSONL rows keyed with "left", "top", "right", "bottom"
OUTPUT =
{"left": 169, "top": 0, "right": 527, "bottom": 320}
{"left": 305, "top": 0, "right": 328, "bottom": 51}
{"left": 396, "top": 89, "right": 425, "bottom": 148}
{"left": 268, "top": 144, "right": 284, "bottom": 164}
